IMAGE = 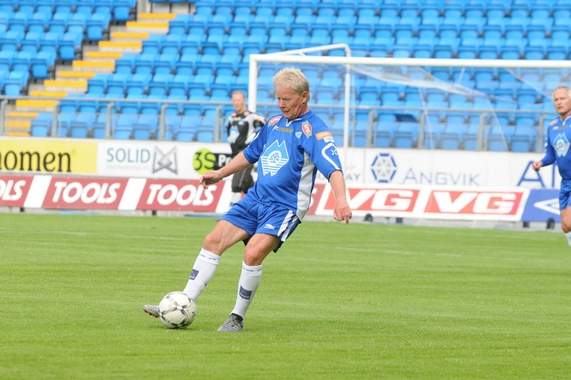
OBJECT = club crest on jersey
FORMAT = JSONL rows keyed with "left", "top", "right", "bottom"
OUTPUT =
{"left": 260, "top": 140, "right": 289, "bottom": 176}
{"left": 268, "top": 115, "right": 282, "bottom": 126}
{"left": 302, "top": 122, "right": 312, "bottom": 137}
{"left": 554, "top": 133, "right": 570, "bottom": 157}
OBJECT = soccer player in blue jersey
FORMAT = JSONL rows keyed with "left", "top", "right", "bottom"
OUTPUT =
{"left": 144, "top": 68, "right": 352, "bottom": 331}
{"left": 533, "top": 86, "right": 571, "bottom": 245}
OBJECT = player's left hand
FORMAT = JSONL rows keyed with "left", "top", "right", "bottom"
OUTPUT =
{"left": 334, "top": 199, "right": 352, "bottom": 224}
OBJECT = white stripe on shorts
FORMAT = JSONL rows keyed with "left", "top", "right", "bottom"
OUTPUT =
{"left": 280, "top": 217, "right": 300, "bottom": 241}
{"left": 277, "top": 210, "right": 294, "bottom": 237}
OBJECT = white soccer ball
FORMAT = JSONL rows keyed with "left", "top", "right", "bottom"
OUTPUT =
{"left": 158, "top": 291, "right": 197, "bottom": 329}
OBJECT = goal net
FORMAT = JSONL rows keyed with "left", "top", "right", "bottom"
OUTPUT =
{"left": 249, "top": 47, "right": 571, "bottom": 152}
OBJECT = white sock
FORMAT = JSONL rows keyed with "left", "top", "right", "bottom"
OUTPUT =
{"left": 565, "top": 232, "right": 571, "bottom": 246}
{"left": 182, "top": 248, "right": 221, "bottom": 301}
{"left": 231, "top": 262, "right": 263, "bottom": 318}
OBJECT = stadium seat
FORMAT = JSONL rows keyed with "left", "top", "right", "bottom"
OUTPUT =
{"left": 314, "top": 7, "right": 335, "bottom": 26}
{"left": 356, "top": 6, "right": 377, "bottom": 26}
{"left": 378, "top": 5, "right": 398, "bottom": 26}
{"left": 337, "top": 6, "right": 356, "bottom": 25}
{"left": 420, "top": 7, "right": 439, "bottom": 26}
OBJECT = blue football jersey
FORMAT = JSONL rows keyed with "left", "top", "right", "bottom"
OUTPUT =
{"left": 542, "top": 116, "right": 571, "bottom": 179}
{"left": 242, "top": 110, "right": 342, "bottom": 219}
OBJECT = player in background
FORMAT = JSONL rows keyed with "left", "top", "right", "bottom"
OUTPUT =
{"left": 144, "top": 68, "right": 352, "bottom": 331}
{"left": 225, "top": 90, "right": 265, "bottom": 205}
{"left": 533, "top": 86, "right": 571, "bottom": 245}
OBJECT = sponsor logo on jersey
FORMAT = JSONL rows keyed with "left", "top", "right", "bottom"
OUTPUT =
{"left": 316, "top": 131, "right": 332, "bottom": 140}
{"left": 302, "top": 122, "right": 312, "bottom": 137}
{"left": 268, "top": 115, "right": 282, "bottom": 126}
{"left": 550, "top": 119, "right": 558, "bottom": 126}
{"left": 553, "top": 133, "right": 570, "bottom": 157}
{"left": 260, "top": 140, "right": 289, "bottom": 176}
{"left": 295, "top": 131, "right": 302, "bottom": 139}
{"left": 275, "top": 127, "right": 292, "bottom": 133}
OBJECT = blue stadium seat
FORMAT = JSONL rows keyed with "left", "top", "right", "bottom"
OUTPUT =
{"left": 420, "top": 7, "right": 440, "bottom": 26}
{"left": 356, "top": 6, "right": 377, "bottom": 26}
{"left": 486, "top": 124, "right": 513, "bottom": 151}
{"left": 395, "top": 26, "right": 416, "bottom": 46}
{"left": 351, "top": 25, "right": 370, "bottom": 45}
{"left": 500, "top": 47, "right": 521, "bottom": 60}
{"left": 372, "top": 26, "right": 393, "bottom": 46}
{"left": 465, "top": 6, "right": 485, "bottom": 29}
{"left": 234, "top": 6, "right": 253, "bottom": 24}
{"left": 337, "top": 6, "right": 356, "bottom": 25}
{"left": 114, "top": 114, "right": 136, "bottom": 139}
{"left": 374, "top": 114, "right": 395, "bottom": 147}
{"left": 254, "top": 6, "right": 273, "bottom": 24}
{"left": 294, "top": 6, "right": 314, "bottom": 24}
{"left": 315, "top": 6, "right": 335, "bottom": 26}
{"left": 439, "top": 26, "right": 459, "bottom": 47}
{"left": 442, "top": 7, "right": 463, "bottom": 27}
{"left": 378, "top": 5, "right": 398, "bottom": 26}
{"left": 524, "top": 47, "right": 545, "bottom": 60}
{"left": 393, "top": 120, "right": 419, "bottom": 149}
{"left": 414, "top": 44, "right": 433, "bottom": 58}
{"left": 274, "top": 7, "right": 294, "bottom": 24}
{"left": 417, "top": 26, "right": 437, "bottom": 46}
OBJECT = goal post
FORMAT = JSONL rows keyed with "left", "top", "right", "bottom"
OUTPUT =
{"left": 248, "top": 50, "right": 571, "bottom": 152}
{"left": 249, "top": 44, "right": 353, "bottom": 148}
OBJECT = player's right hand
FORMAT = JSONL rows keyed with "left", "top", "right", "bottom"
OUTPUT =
{"left": 200, "top": 170, "right": 223, "bottom": 186}
{"left": 532, "top": 160, "right": 542, "bottom": 172}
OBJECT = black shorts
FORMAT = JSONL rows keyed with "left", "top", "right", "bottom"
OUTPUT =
{"left": 231, "top": 166, "right": 254, "bottom": 193}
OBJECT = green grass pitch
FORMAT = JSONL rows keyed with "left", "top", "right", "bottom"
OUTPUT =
{"left": 1, "top": 213, "right": 570, "bottom": 379}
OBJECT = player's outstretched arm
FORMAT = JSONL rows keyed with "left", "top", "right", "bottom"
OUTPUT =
{"left": 329, "top": 170, "right": 352, "bottom": 223}
{"left": 201, "top": 152, "right": 252, "bottom": 185}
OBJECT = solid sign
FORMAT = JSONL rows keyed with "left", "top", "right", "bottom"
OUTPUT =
{"left": 97, "top": 140, "right": 231, "bottom": 179}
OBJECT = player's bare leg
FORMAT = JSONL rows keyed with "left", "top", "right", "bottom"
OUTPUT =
{"left": 560, "top": 207, "right": 571, "bottom": 246}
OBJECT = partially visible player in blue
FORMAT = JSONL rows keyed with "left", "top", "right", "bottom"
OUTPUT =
{"left": 144, "top": 68, "right": 352, "bottom": 331}
{"left": 533, "top": 85, "right": 571, "bottom": 245}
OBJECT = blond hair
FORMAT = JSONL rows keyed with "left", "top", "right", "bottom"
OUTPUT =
{"left": 272, "top": 68, "right": 310, "bottom": 95}
{"left": 552, "top": 86, "right": 571, "bottom": 98}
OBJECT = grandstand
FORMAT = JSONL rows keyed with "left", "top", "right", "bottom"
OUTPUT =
{"left": 0, "top": 0, "right": 570, "bottom": 151}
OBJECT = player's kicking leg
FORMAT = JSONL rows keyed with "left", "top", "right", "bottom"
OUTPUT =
{"left": 143, "top": 221, "right": 250, "bottom": 320}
